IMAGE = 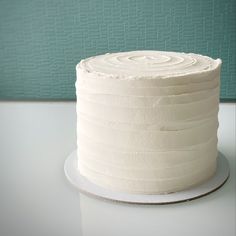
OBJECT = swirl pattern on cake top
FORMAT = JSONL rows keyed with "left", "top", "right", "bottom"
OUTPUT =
{"left": 79, "top": 50, "right": 220, "bottom": 78}
{"left": 76, "top": 51, "right": 222, "bottom": 194}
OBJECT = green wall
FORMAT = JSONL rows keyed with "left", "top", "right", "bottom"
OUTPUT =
{"left": 0, "top": 0, "right": 235, "bottom": 100}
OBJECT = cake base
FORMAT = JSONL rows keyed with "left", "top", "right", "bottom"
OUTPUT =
{"left": 64, "top": 150, "right": 229, "bottom": 204}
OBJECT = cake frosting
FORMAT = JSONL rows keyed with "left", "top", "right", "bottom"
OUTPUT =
{"left": 75, "top": 50, "right": 222, "bottom": 194}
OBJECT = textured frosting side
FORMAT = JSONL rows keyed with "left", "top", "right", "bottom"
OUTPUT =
{"left": 76, "top": 50, "right": 221, "bottom": 194}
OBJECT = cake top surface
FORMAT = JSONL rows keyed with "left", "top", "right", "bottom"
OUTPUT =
{"left": 78, "top": 50, "right": 221, "bottom": 79}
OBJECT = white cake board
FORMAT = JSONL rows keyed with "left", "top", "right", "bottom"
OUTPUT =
{"left": 64, "top": 150, "right": 229, "bottom": 204}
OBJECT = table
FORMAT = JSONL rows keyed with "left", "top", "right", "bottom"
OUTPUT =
{"left": 0, "top": 102, "right": 235, "bottom": 236}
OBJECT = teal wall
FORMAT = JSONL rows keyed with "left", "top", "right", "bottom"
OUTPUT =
{"left": 0, "top": 0, "right": 235, "bottom": 100}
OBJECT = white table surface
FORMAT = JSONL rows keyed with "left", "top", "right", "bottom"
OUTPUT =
{"left": 0, "top": 102, "right": 235, "bottom": 236}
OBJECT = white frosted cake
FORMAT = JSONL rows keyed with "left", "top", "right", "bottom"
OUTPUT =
{"left": 75, "top": 50, "right": 222, "bottom": 194}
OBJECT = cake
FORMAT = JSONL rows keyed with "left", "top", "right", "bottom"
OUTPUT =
{"left": 75, "top": 50, "right": 222, "bottom": 194}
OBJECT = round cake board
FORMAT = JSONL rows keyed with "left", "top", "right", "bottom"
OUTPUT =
{"left": 64, "top": 150, "right": 229, "bottom": 204}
